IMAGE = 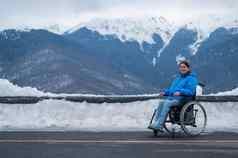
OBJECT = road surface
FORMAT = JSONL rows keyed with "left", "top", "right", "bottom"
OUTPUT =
{"left": 0, "top": 131, "right": 238, "bottom": 158}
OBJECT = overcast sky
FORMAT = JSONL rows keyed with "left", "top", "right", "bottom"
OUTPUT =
{"left": 0, "top": 0, "right": 237, "bottom": 28}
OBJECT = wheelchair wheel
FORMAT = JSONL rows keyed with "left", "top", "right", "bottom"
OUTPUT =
{"left": 164, "top": 107, "right": 182, "bottom": 134}
{"left": 180, "top": 101, "right": 207, "bottom": 136}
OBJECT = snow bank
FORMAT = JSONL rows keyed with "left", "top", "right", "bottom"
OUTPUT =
{"left": 0, "top": 78, "right": 238, "bottom": 132}
{"left": 0, "top": 99, "right": 158, "bottom": 131}
{"left": 203, "top": 102, "right": 238, "bottom": 132}
{"left": 0, "top": 99, "right": 237, "bottom": 133}
{"left": 211, "top": 88, "right": 238, "bottom": 96}
{"left": 0, "top": 79, "right": 51, "bottom": 96}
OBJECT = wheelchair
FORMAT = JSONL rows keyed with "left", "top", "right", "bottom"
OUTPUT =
{"left": 149, "top": 84, "right": 207, "bottom": 136}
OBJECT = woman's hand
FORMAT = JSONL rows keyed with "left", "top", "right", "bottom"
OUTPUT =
{"left": 159, "top": 92, "right": 165, "bottom": 96}
{"left": 173, "top": 92, "right": 181, "bottom": 96}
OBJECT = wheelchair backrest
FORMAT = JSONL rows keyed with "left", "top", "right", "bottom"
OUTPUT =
{"left": 196, "top": 82, "right": 205, "bottom": 96}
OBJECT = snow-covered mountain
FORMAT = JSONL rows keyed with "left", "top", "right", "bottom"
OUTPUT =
{"left": 1, "top": 16, "right": 238, "bottom": 94}
{"left": 184, "top": 16, "right": 238, "bottom": 54}
{"left": 185, "top": 16, "right": 238, "bottom": 39}
{"left": 0, "top": 24, "right": 70, "bottom": 35}
{"left": 44, "top": 24, "right": 70, "bottom": 34}
{"left": 66, "top": 17, "right": 177, "bottom": 45}
{"left": 67, "top": 16, "right": 238, "bottom": 54}
{"left": 3, "top": 16, "right": 237, "bottom": 48}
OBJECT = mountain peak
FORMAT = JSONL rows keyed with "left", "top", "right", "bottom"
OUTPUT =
{"left": 66, "top": 15, "right": 238, "bottom": 47}
{"left": 67, "top": 16, "right": 177, "bottom": 45}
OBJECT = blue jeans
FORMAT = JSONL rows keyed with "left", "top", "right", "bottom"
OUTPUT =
{"left": 151, "top": 99, "right": 181, "bottom": 129}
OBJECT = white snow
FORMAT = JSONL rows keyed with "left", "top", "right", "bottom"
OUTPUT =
{"left": 0, "top": 79, "right": 51, "bottom": 96}
{"left": 0, "top": 78, "right": 159, "bottom": 97}
{"left": 184, "top": 15, "right": 238, "bottom": 54}
{"left": 202, "top": 102, "right": 238, "bottom": 133}
{"left": 210, "top": 87, "right": 238, "bottom": 96}
{"left": 0, "top": 98, "right": 237, "bottom": 133}
{"left": 67, "top": 16, "right": 177, "bottom": 45}
{"left": 0, "top": 99, "right": 158, "bottom": 131}
{"left": 66, "top": 15, "right": 238, "bottom": 57}
{"left": 0, "top": 78, "right": 238, "bottom": 132}
{"left": 0, "top": 24, "right": 70, "bottom": 35}
{"left": 43, "top": 24, "right": 70, "bottom": 34}
{"left": 176, "top": 54, "right": 186, "bottom": 64}
{"left": 152, "top": 57, "right": 157, "bottom": 67}
{"left": 1, "top": 16, "right": 238, "bottom": 59}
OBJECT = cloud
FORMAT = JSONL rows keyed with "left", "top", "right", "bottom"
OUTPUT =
{"left": 0, "top": 0, "right": 237, "bottom": 28}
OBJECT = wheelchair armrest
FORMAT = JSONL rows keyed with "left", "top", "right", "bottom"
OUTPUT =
{"left": 198, "top": 82, "right": 205, "bottom": 87}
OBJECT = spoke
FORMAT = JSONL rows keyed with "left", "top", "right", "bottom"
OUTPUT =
{"left": 181, "top": 102, "right": 207, "bottom": 136}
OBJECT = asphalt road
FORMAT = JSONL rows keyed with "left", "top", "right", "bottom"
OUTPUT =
{"left": 0, "top": 131, "right": 238, "bottom": 158}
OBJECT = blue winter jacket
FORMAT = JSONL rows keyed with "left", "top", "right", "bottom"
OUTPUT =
{"left": 163, "top": 72, "right": 198, "bottom": 100}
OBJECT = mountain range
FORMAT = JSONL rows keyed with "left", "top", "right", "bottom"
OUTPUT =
{"left": 0, "top": 16, "right": 238, "bottom": 94}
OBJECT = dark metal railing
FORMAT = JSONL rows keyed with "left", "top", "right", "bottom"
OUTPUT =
{"left": 0, "top": 95, "right": 238, "bottom": 104}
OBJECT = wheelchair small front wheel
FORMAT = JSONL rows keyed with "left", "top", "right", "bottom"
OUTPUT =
{"left": 153, "top": 130, "right": 158, "bottom": 136}
{"left": 180, "top": 101, "right": 207, "bottom": 136}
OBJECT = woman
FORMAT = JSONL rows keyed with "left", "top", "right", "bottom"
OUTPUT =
{"left": 148, "top": 60, "right": 198, "bottom": 132}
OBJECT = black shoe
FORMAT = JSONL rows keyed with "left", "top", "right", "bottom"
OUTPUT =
{"left": 147, "top": 125, "right": 154, "bottom": 130}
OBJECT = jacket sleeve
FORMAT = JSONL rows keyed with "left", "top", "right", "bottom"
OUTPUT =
{"left": 163, "top": 78, "right": 178, "bottom": 96}
{"left": 163, "top": 88, "right": 171, "bottom": 96}
{"left": 177, "top": 77, "right": 198, "bottom": 96}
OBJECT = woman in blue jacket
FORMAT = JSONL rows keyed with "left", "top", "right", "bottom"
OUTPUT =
{"left": 148, "top": 60, "right": 198, "bottom": 132}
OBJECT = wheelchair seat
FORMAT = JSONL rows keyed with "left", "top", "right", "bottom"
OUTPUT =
{"left": 168, "top": 98, "right": 195, "bottom": 124}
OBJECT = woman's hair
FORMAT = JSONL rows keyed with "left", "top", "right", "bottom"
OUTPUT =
{"left": 179, "top": 60, "right": 190, "bottom": 68}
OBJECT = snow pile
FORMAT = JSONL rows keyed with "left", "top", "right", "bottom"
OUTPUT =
{"left": 203, "top": 102, "right": 238, "bottom": 132}
{"left": 0, "top": 79, "right": 51, "bottom": 96}
{"left": 0, "top": 99, "right": 158, "bottom": 131}
{"left": 0, "top": 99, "right": 237, "bottom": 133}
{"left": 0, "top": 79, "right": 238, "bottom": 132}
{"left": 210, "top": 87, "right": 238, "bottom": 96}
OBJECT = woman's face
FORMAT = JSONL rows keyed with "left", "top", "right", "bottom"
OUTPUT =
{"left": 179, "top": 63, "right": 190, "bottom": 74}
